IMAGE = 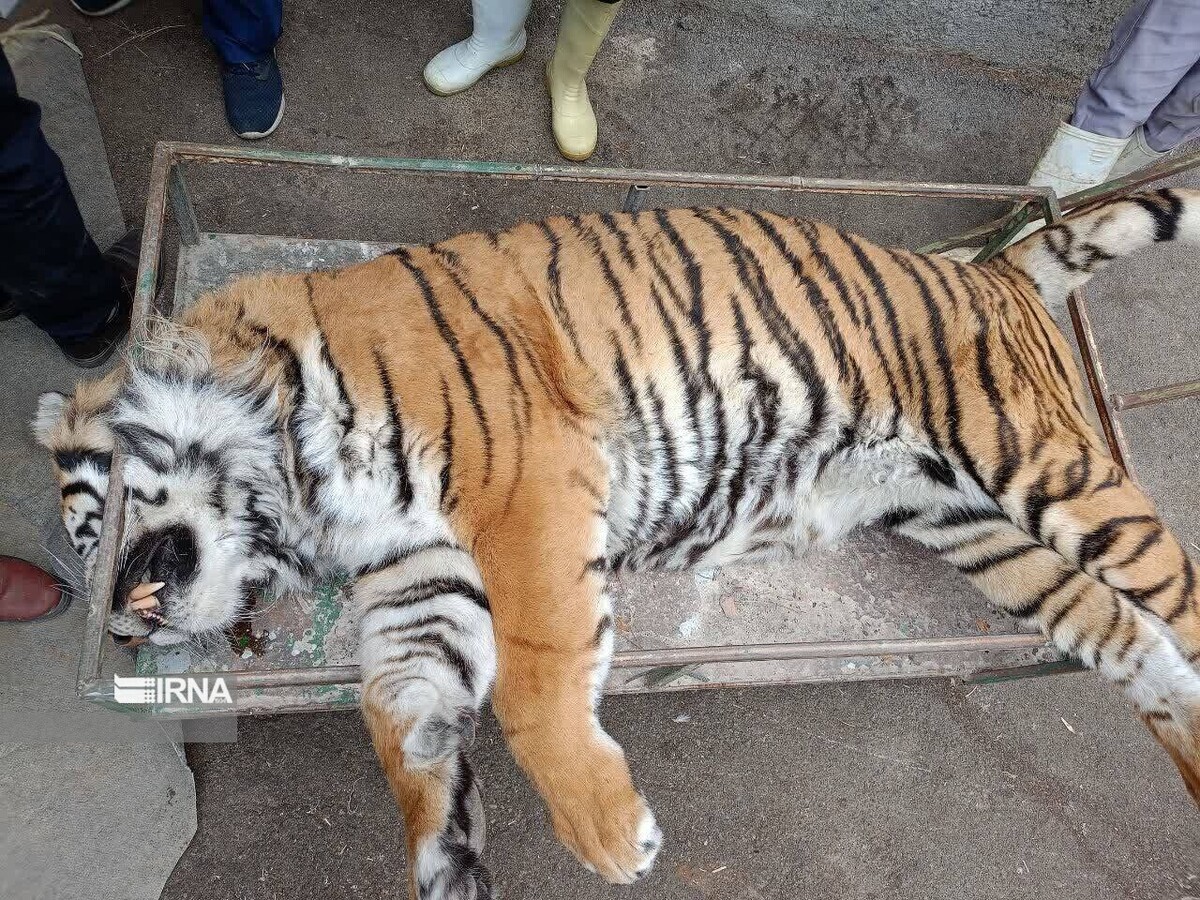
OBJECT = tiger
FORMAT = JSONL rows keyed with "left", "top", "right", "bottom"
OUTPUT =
{"left": 32, "top": 189, "right": 1200, "bottom": 899}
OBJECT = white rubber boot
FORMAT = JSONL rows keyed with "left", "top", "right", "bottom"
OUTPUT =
{"left": 423, "top": 0, "right": 532, "bottom": 97}
{"left": 1007, "top": 122, "right": 1130, "bottom": 244}
{"left": 1029, "top": 121, "right": 1129, "bottom": 197}
{"left": 547, "top": 0, "right": 623, "bottom": 161}
{"left": 1109, "top": 126, "right": 1171, "bottom": 180}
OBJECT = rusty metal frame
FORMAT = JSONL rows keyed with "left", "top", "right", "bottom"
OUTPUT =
{"left": 79, "top": 140, "right": 1112, "bottom": 713}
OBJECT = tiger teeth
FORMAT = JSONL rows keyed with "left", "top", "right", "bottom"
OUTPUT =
{"left": 129, "top": 582, "right": 166, "bottom": 601}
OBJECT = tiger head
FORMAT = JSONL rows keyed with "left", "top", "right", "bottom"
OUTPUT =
{"left": 32, "top": 321, "right": 312, "bottom": 647}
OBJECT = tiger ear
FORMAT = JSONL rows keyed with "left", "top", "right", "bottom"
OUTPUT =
{"left": 133, "top": 315, "right": 212, "bottom": 377}
{"left": 32, "top": 391, "right": 69, "bottom": 447}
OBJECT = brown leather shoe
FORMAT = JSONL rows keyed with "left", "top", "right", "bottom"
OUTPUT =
{"left": 0, "top": 556, "right": 68, "bottom": 622}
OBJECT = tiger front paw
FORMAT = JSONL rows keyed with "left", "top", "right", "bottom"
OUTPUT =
{"left": 545, "top": 749, "right": 663, "bottom": 884}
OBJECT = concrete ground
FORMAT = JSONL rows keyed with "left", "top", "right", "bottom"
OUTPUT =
{"left": 5, "top": 0, "right": 1199, "bottom": 897}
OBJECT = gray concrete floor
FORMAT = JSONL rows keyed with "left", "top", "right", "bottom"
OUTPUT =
{"left": 6, "top": 0, "right": 1200, "bottom": 897}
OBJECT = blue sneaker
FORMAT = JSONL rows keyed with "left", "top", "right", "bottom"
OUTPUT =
{"left": 221, "top": 55, "right": 285, "bottom": 140}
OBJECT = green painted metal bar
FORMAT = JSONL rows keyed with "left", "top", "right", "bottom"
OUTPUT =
{"left": 164, "top": 140, "right": 1059, "bottom": 203}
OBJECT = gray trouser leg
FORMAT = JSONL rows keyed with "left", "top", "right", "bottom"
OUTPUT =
{"left": 1071, "top": 0, "right": 1200, "bottom": 145}
{"left": 1144, "top": 59, "right": 1200, "bottom": 150}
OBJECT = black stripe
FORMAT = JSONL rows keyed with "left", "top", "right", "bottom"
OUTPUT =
{"left": 61, "top": 480, "right": 105, "bottom": 503}
{"left": 1091, "top": 599, "right": 1124, "bottom": 663}
{"left": 744, "top": 211, "right": 854, "bottom": 382}
{"left": 392, "top": 247, "right": 494, "bottom": 488}
{"left": 1124, "top": 574, "right": 1176, "bottom": 607}
{"left": 645, "top": 380, "right": 681, "bottom": 530}
{"left": 355, "top": 539, "right": 459, "bottom": 578}
{"left": 647, "top": 282, "right": 704, "bottom": 465}
{"left": 439, "top": 378, "right": 458, "bottom": 511}
{"left": 879, "top": 507, "right": 921, "bottom": 529}
{"left": 408, "top": 631, "right": 477, "bottom": 693}
{"left": 692, "top": 210, "right": 829, "bottom": 440}
{"left": 1164, "top": 560, "right": 1195, "bottom": 623}
{"left": 951, "top": 265, "right": 1022, "bottom": 494}
{"left": 843, "top": 234, "right": 915, "bottom": 395}
{"left": 567, "top": 468, "right": 606, "bottom": 504}
{"left": 1130, "top": 190, "right": 1183, "bottom": 242}
{"left": 110, "top": 422, "right": 172, "bottom": 473}
{"left": 590, "top": 614, "right": 614, "bottom": 648}
{"left": 246, "top": 323, "right": 317, "bottom": 508}
{"left": 432, "top": 245, "right": 533, "bottom": 426}
{"left": 652, "top": 210, "right": 712, "bottom": 368}
{"left": 794, "top": 219, "right": 862, "bottom": 328}
{"left": 372, "top": 613, "right": 465, "bottom": 636}
{"left": 372, "top": 349, "right": 414, "bottom": 507}
{"left": 1044, "top": 585, "right": 1087, "bottom": 634}
{"left": 918, "top": 454, "right": 956, "bottom": 488}
{"left": 902, "top": 254, "right": 989, "bottom": 492}
{"left": 644, "top": 231, "right": 689, "bottom": 318}
{"left": 305, "top": 274, "right": 355, "bottom": 434}
{"left": 957, "top": 541, "right": 1038, "bottom": 575}
{"left": 597, "top": 212, "right": 637, "bottom": 269}
{"left": 930, "top": 505, "right": 1005, "bottom": 529}
{"left": 534, "top": 221, "right": 587, "bottom": 360}
{"left": 907, "top": 335, "right": 940, "bottom": 447}
{"left": 53, "top": 451, "right": 111, "bottom": 480}
{"left": 1077, "top": 515, "right": 1158, "bottom": 566}
{"left": 1043, "top": 226, "right": 1087, "bottom": 272}
{"left": 1010, "top": 568, "right": 1079, "bottom": 619}
{"left": 610, "top": 334, "right": 654, "bottom": 538}
{"left": 372, "top": 576, "right": 491, "bottom": 613}
{"left": 131, "top": 486, "right": 168, "bottom": 506}
{"left": 1114, "top": 625, "right": 1140, "bottom": 664}
{"left": 570, "top": 216, "right": 642, "bottom": 349}
{"left": 1093, "top": 467, "right": 1123, "bottom": 493}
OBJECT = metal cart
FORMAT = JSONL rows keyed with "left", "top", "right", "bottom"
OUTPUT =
{"left": 76, "top": 141, "right": 1200, "bottom": 716}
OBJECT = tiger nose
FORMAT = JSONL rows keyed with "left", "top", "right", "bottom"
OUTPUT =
{"left": 146, "top": 524, "right": 198, "bottom": 585}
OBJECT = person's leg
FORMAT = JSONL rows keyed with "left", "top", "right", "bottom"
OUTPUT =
{"left": 1072, "top": 0, "right": 1200, "bottom": 140}
{"left": 203, "top": 0, "right": 286, "bottom": 139}
{"left": 1027, "top": 0, "right": 1200, "bottom": 199}
{"left": 0, "top": 48, "right": 120, "bottom": 344}
{"left": 423, "top": 0, "right": 533, "bottom": 97}
{"left": 547, "top": 0, "right": 624, "bottom": 162}
{"left": 202, "top": 0, "right": 282, "bottom": 65}
{"left": 1143, "top": 58, "right": 1200, "bottom": 151}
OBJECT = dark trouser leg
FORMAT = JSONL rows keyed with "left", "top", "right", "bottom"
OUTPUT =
{"left": 202, "top": 0, "right": 283, "bottom": 65}
{"left": 0, "top": 48, "right": 119, "bottom": 342}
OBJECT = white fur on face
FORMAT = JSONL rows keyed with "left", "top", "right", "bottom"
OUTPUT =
{"left": 109, "top": 365, "right": 294, "bottom": 637}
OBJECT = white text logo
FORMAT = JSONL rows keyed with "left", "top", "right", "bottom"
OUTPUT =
{"left": 112, "top": 674, "right": 233, "bottom": 706}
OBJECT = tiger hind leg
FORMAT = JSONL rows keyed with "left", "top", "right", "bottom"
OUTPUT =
{"left": 899, "top": 507, "right": 1200, "bottom": 805}
{"left": 355, "top": 543, "right": 498, "bottom": 900}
